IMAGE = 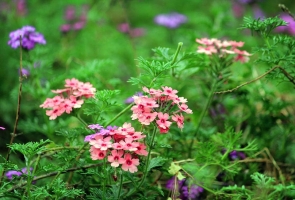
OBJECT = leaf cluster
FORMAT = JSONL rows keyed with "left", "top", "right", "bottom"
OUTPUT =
{"left": 241, "top": 16, "right": 287, "bottom": 37}
{"left": 220, "top": 172, "right": 295, "bottom": 200}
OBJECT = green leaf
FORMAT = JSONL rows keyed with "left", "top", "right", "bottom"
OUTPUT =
{"left": 147, "top": 157, "right": 167, "bottom": 172}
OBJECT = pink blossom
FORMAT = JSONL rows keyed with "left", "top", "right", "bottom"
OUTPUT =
{"left": 156, "top": 112, "right": 172, "bottom": 129}
{"left": 40, "top": 78, "right": 96, "bottom": 120}
{"left": 172, "top": 114, "right": 184, "bottom": 129}
{"left": 108, "top": 150, "right": 125, "bottom": 167}
{"left": 179, "top": 104, "right": 193, "bottom": 114}
{"left": 90, "top": 147, "right": 106, "bottom": 160}
{"left": 162, "top": 86, "right": 178, "bottom": 98}
{"left": 90, "top": 136, "right": 112, "bottom": 151}
{"left": 135, "top": 143, "right": 148, "bottom": 156}
{"left": 120, "top": 153, "right": 140, "bottom": 173}
{"left": 138, "top": 112, "right": 158, "bottom": 125}
{"left": 120, "top": 138, "right": 139, "bottom": 151}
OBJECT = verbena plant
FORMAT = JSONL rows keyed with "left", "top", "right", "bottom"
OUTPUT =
{"left": 1, "top": 5, "right": 295, "bottom": 200}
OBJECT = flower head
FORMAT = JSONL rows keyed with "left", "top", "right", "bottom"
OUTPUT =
{"left": 8, "top": 26, "right": 46, "bottom": 50}
{"left": 40, "top": 78, "right": 96, "bottom": 120}
{"left": 154, "top": 12, "right": 187, "bottom": 28}
{"left": 196, "top": 38, "right": 251, "bottom": 63}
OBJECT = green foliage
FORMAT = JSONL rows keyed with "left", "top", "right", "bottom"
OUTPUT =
{"left": 9, "top": 140, "right": 51, "bottom": 161}
{"left": 31, "top": 178, "right": 84, "bottom": 199}
{"left": 241, "top": 16, "right": 287, "bottom": 37}
{"left": 147, "top": 157, "right": 167, "bottom": 172}
{"left": 220, "top": 172, "right": 295, "bottom": 200}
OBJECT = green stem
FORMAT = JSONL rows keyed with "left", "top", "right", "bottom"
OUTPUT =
{"left": 126, "top": 126, "right": 157, "bottom": 197}
{"left": 117, "top": 170, "right": 123, "bottom": 200}
{"left": 104, "top": 103, "right": 134, "bottom": 127}
{"left": 171, "top": 42, "right": 183, "bottom": 77}
{"left": 188, "top": 80, "right": 218, "bottom": 158}
{"left": 103, "top": 158, "right": 107, "bottom": 200}
{"left": 76, "top": 113, "right": 88, "bottom": 126}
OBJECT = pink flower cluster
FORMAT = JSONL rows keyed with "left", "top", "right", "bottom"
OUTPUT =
{"left": 196, "top": 38, "right": 251, "bottom": 63}
{"left": 86, "top": 123, "right": 148, "bottom": 173}
{"left": 131, "top": 86, "right": 192, "bottom": 133}
{"left": 40, "top": 78, "right": 96, "bottom": 120}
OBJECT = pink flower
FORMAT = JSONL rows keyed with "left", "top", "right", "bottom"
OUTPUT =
{"left": 162, "top": 86, "right": 178, "bottom": 98}
{"left": 46, "top": 106, "right": 64, "bottom": 120}
{"left": 90, "top": 146, "right": 107, "bottom": 160}
{"left": 156, "top": 112, "right": 172, "bottom": 129}
{"left": 90, "top": 136, "right": 112, "bottom": 151}
{"left": 65, "top": 78, "right": 80, "bottom": 89}
{"left": 118, "top": 123, "right": 135, "bottom": 136}
{"left": 172, "top": 114, "right": 184, "bottom": 129}
{"left": 135, "top": 143, "right": 148, "bottom": 156}
{"left": 40, "top": 78, "right": 96, "bottom": 120}
{"left": 179, "top": 104, "right": 193, "bottom": 114}
{"left": 0, "top": 127, "right": 5, "bottom": 130}
{"left": 120, "top": 138, "right": 139, "bottom": 151}
{"left": 108, "top": 150, "right": 125, "bottom": 167}
{"left": 120, "top": 153, "right": 140, "bottom": 173}
{"left": 138, "top": 112, "right": 158, "bottom": 125}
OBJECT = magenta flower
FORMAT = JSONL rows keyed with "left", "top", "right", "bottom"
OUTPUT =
{"left": 5, "top": 167, "right": 33, "bottom": 180}
{"left": 8, "top": 26, "right": 46, "bottom": 50}
{"left": 276, "top": 14, "right": 295, "bottom": 35}
{"left": 154, "top": 12, "right": 187, "bottom": 28}
{"left": 117, "top": 23, "right": 145, "bottom": 38}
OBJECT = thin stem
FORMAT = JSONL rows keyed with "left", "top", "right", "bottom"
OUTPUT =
{"left": 102, "top": 158, "right": 107, "bottom": 200}
{"left": 171, "top": 42, "right": 183, "bottom": 77}
{"left": 117, "top": 171, "right": 123, "bottom": 200}
{"left": 188, "top": 80, "right": 218, "bottom": 158}
{"left": 126, "top": 126, "right": 157, "bottom": 197}
{"left": 0, "top": 36, "right": 24, "bottom": 183}
{"left": 105, "top": 103, "right": 134, "bottom": 127}
{"left": 215, "top": 66, "right": 278, "bottom": 94}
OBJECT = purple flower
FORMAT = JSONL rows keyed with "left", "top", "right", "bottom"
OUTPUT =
{"left": 19, "top": 68, "right": 30, "bottom": 76}
{"left": 166, "top": 176, "right": 203, "bottom": 200}
{"left": 180, "top": 185, "right": 204, "bottom": 200}
{"left": 8, "top": 26, "right": 46, "bottom": 50}
{"left": 0, "top": 126, "right": 5, "bottom": 130}
{"left": 84, "top": 133, "right": 99, "bottom": 142}
{"left": 117, "top": 23, "right": 145, "bottom": 38}
{"left": 5, "top": 167, "right": 33, "bottom": 180}
{"left": 125, "top": 92, "right": 143, "bottom": 104}
{"left": 229, "top": 150, "right": 246, "bottom": 160}
{"left": 276, "top": 14, "right": 295, "bottom": 35}
{"left": 166, "top": 176, "right": 185, "bottom": 190}
{"left": 154, "top": 12, "right": 187, "bottom": 29}
{"left": 88, "top": 124, "right": 103, "bottom": 130}
{"left": 60, "top": 5, "right": 88, "bottom": 33}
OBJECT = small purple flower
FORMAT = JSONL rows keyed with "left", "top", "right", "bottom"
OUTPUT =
{"left": 5, "top": 167, "right": 33, "bottom": 180}
{"left": 180, "top": 185, "right": 204, "bottom": 200}
{"left": 117, "top": 23, "right": 145, "bottom": 38}
{"left": 276, "top": 14, "right": 295, "bottom": 35}
{"left": 84, "top": 133, "right": 99, "bottom": 142}
{"left": 125, "top": 92, "right": 143, "bottom": 104}
{"left": 166, "top": 176, "right": 185, "bottom": 190}
{"left": 0, "top": 127, "right": 5, "bottom": 130}
{"left": 154, "top": 12, "right": 187, "bottom": 29}
{"left": 8, "top": 26, "right": 46, "bottom": 50}
{"left": 166, "top": 176, "right": 203, "bottom": 200}
{"left": 19, "top": 68, "right": 30, "bottom": 77}
{"left": 88, "top": 124, "right": 103, "bottom": 130}
{"left": 229, "top": 150, "right": 246, "bottom": 160}
{"left": 60, "top": 5, "right": 88, "bottom": 33}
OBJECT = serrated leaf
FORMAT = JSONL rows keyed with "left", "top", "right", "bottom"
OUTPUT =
{"left": 147, "top": 157, "right": 167, "bottom": 172}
